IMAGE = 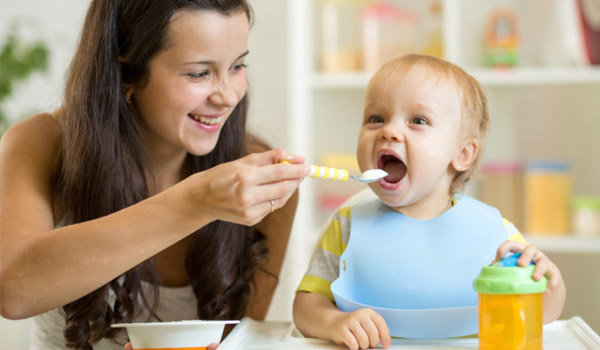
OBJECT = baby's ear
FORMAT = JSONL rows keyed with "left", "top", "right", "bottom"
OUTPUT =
{"left": 451, "top": 139, "right": 478, "bottom": 171}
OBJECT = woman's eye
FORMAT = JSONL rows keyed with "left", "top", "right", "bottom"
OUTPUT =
{"left": 232, "top": 63, "right": 248, "bottom": 72}
{"left": 367, "top": 115, "right": 385, "bottom": 124}
{"left": 410, "top": 116, "right": 428, "bottom": 125}
{"left": 186, "top": 71, "right": 209, "bottom": 79}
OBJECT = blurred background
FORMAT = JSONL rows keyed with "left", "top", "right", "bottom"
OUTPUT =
{"left": 1, "top": 0, "right": 600, "bottom": 349}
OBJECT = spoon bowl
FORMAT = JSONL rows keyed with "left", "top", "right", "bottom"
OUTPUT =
{"left": 349, "top": 169, "right": 388, "bottom": 183}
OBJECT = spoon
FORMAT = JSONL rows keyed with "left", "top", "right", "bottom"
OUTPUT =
{"left": 309, "top": 165, "right": 387, "bottom": 183}
{"left": 279, "top": 163, "right": 386, "bottom": 184}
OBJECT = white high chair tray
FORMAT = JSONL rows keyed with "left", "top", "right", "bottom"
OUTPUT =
{"left": 219, "top": 316, "right": 600, "bottom": 349}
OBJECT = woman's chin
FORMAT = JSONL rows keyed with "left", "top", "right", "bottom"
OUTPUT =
{"left": 187, "top": 141, "right": 219, "bottom": 157}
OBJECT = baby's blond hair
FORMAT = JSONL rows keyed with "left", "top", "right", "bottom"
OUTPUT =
{"left": 373, "top": 54, "right": 489, "bottom": 193}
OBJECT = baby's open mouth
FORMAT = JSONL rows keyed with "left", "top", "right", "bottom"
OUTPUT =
{"left": 378, "top": 154, "right": 406, "bottom": 184}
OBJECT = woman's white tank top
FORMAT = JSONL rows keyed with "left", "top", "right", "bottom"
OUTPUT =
{"left": 29, "top": 282, "right": 198, "bottom": 350}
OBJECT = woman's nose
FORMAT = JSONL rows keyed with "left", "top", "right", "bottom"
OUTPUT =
{"left": 209, "top": 79, "right": 238, "bottom": 107}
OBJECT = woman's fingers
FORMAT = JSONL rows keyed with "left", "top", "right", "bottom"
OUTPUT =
{"left": 245, "top": 148, "right": 305, "bottom": 167}
{"left": 249, "top": 160, "right": 310, "bottom": 185}
{"left": 272, "top": 147, "right": 306, "bottom": 164}
{"left": 191, "top": 148, "right": 309, "bottom": 226}
{"left": 124, "top": 343, "right": 132, "bottom": 350}
{"left": 227, "top": 158, "right": 308, "bottom": 215}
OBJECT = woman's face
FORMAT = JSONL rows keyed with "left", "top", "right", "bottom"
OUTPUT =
{"left": 133, "top": 9, "right": 249, "bottom": 159}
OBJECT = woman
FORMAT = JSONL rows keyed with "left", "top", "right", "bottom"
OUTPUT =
{"left": 0, "top": 1, "right": 309, "bottom": 349}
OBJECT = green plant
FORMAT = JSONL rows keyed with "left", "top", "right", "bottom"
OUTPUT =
{"left": 0, "top": 31, "right": 50, "bottom": 132}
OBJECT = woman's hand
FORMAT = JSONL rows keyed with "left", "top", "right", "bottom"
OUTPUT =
{"left": 494, "top": 240, "right": 563, "bottom": 293}
{"left": 125, "top": 342, "right": 218, "bottom": 350}
{"left": 328, "top": 308, "right": 391, "bottom": 350}
{"left": 187, "top": 148, "right": 310, "bottom": 227}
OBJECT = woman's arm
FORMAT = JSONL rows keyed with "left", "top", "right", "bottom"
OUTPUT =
{"left": 0, "top": 115, "right": 210, "bottom": 318}
{"left": 0, "top": 115, "right": 308, "bottom": 319}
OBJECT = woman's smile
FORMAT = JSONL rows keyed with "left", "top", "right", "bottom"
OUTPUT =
{"left": 188, "top": 113, "right": 223, "bottom": 132}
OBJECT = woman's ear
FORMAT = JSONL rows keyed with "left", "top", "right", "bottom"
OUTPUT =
{"left": 451, "top": 139, "right": 479, "bottom": 171}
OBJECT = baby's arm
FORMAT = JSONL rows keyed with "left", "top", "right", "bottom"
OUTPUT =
{"left": 293, "top": 208, "right": 390, "bottom": 349}
{"left": 495, "top": 240, "right": 566, "bottom": 323}
{"left": 293, "top": 291, "right": 391, "bottom": 350}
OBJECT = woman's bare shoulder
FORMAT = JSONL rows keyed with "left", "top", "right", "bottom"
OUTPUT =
{"left": 1, "top": 112, "right": 61, "bottom": 163}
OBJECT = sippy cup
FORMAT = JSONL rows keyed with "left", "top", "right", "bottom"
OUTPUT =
{"left": 473, "top": 252, "right": 547, "bottom": 350}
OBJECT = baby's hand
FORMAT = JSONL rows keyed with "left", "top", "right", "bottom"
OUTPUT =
{"left": 495, "top": 240, "right": 563, "bottom": 294}
{"left": 329, "top": 308, "right": 391, "bottom": 350}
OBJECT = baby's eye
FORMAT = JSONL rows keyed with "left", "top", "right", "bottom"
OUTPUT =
{"left": 367, "top": 115, "right": 385, "bottom": 124}
{"left": 409, "top": 116, "right": 428, "bottom": 125}
{"left": 186, "top": 71, "right": 209, "bottom": 79}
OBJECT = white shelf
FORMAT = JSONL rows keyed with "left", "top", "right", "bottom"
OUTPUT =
{"left": 470, "top": 67, "right": 600, "bottom": 86}
{"left": 311, "top": 66, "right": 600, "bottom": 89}
{"left": 525, "top": 235, "right": 600, "bottom": 253}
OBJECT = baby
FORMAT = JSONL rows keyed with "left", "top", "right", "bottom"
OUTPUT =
{"left": 293, "top": 54, "right": 566, "bottom": 349}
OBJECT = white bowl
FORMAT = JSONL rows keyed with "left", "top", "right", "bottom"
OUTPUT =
{"left": 111, "top": 320, "right": 239, "bottom": 349}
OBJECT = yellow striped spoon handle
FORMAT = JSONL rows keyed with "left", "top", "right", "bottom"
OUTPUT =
{"left": 308, "top": 165, "right": 349, "bottom": 182}
{"left": 281, "top": 161, "right": 387, "bottom": 183}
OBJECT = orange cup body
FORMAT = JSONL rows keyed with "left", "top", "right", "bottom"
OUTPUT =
{"left": 478, "top": 293, "right": 542, "bottom": 350}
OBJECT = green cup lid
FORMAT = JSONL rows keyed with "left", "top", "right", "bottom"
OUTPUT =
{"left": 473, "top": 252, "right": 547, "bottom": 295}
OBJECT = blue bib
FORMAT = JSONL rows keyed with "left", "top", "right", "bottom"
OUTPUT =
{"left": 331, "top": 195, "right": 507, "bottom": 338}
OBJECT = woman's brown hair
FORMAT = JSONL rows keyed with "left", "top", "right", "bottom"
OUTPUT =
{"left": 51, "top": 1, "right": 265, "bottom": 349}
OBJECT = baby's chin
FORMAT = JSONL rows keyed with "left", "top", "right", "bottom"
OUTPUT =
{"left": 368, "top": 185, "right": 405, "bottom": 207}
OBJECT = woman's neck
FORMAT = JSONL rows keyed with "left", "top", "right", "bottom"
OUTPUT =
{"left": 144, "top": 147, "right": 189, "bottom": 196}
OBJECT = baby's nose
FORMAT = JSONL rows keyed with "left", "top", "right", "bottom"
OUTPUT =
{"left": 380, "top": 124, "right": 404, "bottom": 142}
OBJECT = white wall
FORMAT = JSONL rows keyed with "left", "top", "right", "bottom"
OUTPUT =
{"left": 0, "top": 2, "right": 92, "bottom": 348}
{"left": 0, "top": 0, "right": 90, "bottom": 123}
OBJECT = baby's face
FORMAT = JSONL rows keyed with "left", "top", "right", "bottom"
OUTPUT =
{"left": 357, "top": 66, "right": 469, "bottom": 218}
